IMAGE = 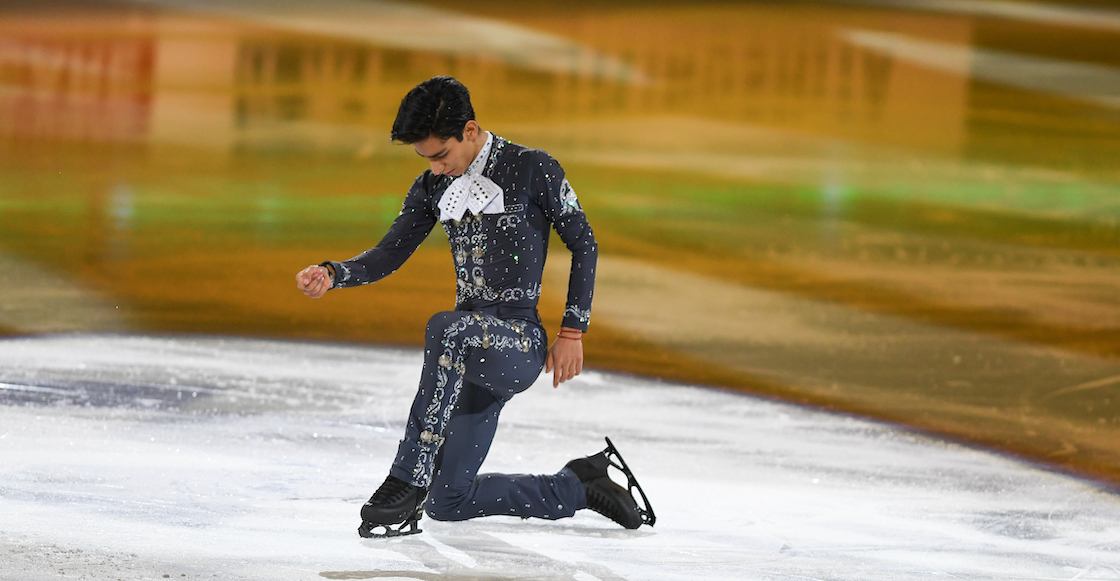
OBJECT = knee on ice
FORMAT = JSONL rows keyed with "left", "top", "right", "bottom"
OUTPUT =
{"left": 424, "top": 494, "right": 475, "bottom": 522}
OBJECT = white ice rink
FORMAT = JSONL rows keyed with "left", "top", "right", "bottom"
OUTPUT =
{"left": 1, "top": 335, "right": 1119, "bottom": 580}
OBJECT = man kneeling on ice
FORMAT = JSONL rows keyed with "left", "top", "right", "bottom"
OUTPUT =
{"left": 295, "top": 76, "right": 655, "bottom": 537}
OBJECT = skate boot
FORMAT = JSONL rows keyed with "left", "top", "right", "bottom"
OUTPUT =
{"left": 357, "top": 475, "right": 428, "bottom": 538}
{"left": 565, "top": 437, "right": 656, "bottom": 529}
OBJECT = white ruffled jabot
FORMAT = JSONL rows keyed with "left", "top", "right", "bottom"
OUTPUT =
{"left": 438, "top": 173, "right": 504, "bottom": 222}
{"left": 437, "top": 131, "right": 504, "bottom": 223}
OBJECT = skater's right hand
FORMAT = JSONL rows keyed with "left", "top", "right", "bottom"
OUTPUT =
{"left": 296, "top": 265, "right": 332, "bottom": 299}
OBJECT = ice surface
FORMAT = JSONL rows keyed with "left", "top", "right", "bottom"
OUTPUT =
{"left": 1, "top": 335, "right": 1119, "bottom": 581}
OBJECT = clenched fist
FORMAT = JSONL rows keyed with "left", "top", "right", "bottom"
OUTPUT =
{"left": 296, "top": 265, "right": 332, "bottom": 299}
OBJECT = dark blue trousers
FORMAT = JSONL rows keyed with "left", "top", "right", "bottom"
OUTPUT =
{"left": 388, "top": 311, "right": 586, "bottom": 521}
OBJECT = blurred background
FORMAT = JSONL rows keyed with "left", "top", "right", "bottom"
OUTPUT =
{"left": 1, "top": 0, "right": 1119, "bottom": 486}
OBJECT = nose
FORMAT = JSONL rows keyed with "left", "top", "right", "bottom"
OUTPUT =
{"left": 430, "top": 161, "right": 445, "bottom": 175}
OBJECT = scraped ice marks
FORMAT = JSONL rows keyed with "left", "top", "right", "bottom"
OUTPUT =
{"left": 0, "top": 379, "right": 217, "bottom": 410}
{"left": 319, "top": 573, "right": 435, "bottom": 580}
{"left": 420, "top": 535, "right": 477, "bottom": 569}
{"left": 339, "top": 521, "right": 630, "bottom": 581}
{"left": 0, "top": 373, "right": 357, "bottom": 415}
{"left": 0, "top": 535, "right": 207, "bottom": 581}
{"left": 970, "top": 509, "right": 1061, "bottom": 541}
{"left": 0, "top": 336, "right": 423, "bottom": 415}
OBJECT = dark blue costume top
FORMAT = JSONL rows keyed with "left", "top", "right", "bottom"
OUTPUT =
{"left": 324, "top": 135, "right": 597, "bottom": 332}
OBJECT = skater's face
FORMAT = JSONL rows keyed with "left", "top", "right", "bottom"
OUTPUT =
{"left": 413, "top": 120, "right": 483, "bottom": 177}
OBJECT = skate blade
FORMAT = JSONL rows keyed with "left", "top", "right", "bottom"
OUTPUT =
{"left": 358, "top": 517, "right": 422, "bottom": 539}
{"left": 603, "top": 437, "right": 657, "bottom": 527}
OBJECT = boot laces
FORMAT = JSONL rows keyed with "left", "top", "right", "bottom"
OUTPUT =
{"left": 369, "top": 476, "right": 413, "bottom": 506}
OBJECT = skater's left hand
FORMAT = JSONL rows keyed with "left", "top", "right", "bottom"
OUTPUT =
{"left": 546, "top": 327, "right": 583, "bottom": 388}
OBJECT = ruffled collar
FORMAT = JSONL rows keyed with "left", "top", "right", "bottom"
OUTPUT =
{"left": 437, "top": 132, "right": 503, "bottom": 222}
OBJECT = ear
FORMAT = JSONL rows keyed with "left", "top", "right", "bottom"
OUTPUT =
{"left": 463, "top": 120, "right": 480, "bottom": 141}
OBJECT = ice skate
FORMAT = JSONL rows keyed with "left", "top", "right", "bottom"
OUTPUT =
{"left": 357, "top": 475, "right": 428, "bottom": 538}
{"left": 565, "top": 437, "right": 656, "bottom": 529}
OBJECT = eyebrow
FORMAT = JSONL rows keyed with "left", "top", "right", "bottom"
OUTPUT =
{"left": 417, "top": 148, "right": 449, "bottom": 160}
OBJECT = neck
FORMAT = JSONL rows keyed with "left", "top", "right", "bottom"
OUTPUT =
{"left": 467, "top": 129, "right": 487, "bottom": 160}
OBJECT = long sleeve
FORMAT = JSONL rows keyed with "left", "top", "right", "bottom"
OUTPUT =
{"left": 324, "top": 174, "right": 437, "bottom": 288}
{"left": 532, "top": 153, "right": 597, "bottom": 332}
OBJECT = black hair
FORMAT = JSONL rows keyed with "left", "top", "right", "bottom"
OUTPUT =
{"left": 391, "top": 76, "right": 476, "bottom": 144}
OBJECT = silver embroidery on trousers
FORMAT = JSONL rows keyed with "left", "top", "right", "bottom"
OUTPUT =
{"left": 411, "top": 313, "right": 542, "bottom": 487}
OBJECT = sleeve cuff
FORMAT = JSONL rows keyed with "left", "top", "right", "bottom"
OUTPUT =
{"left": 320, "top": 261, "right": 345, "bottom": 289}
{"left": 561, "top": 305, "right": 591, "bottom": 333}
